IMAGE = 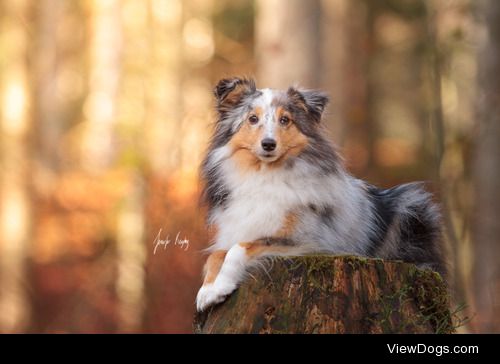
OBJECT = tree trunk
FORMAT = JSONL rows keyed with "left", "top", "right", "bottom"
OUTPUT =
{"left": 255, "top": 0, "right": 321, "bottom": 89}
{"left": 0, "top": 0, "right": 33, "bottom": 333}
{"left": 472, "top": 0, "right": 500, "bottom": 333}
{"left": 80, "top": 0, "right": 122, "bottom": 171}
{"left": 194, "top": 256, "right": 453, "bottom": 334}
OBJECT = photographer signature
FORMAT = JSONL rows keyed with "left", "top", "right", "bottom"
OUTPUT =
{"left": 153, "top": 229, "right": 189, "bottom": 255}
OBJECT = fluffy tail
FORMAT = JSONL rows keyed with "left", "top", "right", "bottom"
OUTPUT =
{"left": 369, "top": 183, "right": 447, "bottom": 279}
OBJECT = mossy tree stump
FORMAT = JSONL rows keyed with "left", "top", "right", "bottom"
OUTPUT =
{"left": 194, "top": 256, "right": 453, "bottom": 334}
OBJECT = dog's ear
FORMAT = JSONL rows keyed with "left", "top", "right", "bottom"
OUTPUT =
{"left": 287, "top": 87, "right": 329, "bottom": 122}
{"left": 301, "top": 90, "right": 329, "bottom": 116}
{"left": 214, "top": 77, "right": 256, "bottom": 114}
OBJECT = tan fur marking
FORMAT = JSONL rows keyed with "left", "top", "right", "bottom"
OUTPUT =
{"left": 276, "top": 212, "right": 298, "bottom": 237}
{"left": 238, "top": 241, "right": 291, "bottom": 258}
{"left": 203, "top": 250, "right": 227, "bottom": 284}
{"left": 236, "top": 212, "right": 299, "bottom": 259}
{"left": 253, "top": 106, "right": 263, "bottom": 117}
{"left": 223, "top": 82, "right": 253, "bottom": 107}
{"left": 228, "top": 107, "right": 263, "bottom": 172}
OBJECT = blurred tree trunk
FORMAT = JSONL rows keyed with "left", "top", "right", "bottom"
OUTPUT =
{"left": 473, "top": 0, "right": 500, "bottom": 333}
{"left": 424, "top": 1, "right": 467, "bottom": 316}
{"left": 112, "top": 0, "right": 148, "bottom": 333}
{"left": 32, "top": 0, "right": 63, "bottom": 175}
{"left": 334, "top": 0, "right": 376, "bottom": 177}
{"left": 320, "top": 0, "right": 348, "bottom": 145}
{"left": 0, "top": 0, "right": 32, "bottom": 333}
{"left": 255, "top": 0, "right": 321, "bottom": 88}
{"left": 144, "top": 0, "right": 183, "bottom": 174}
{"left": 81, "top": 0, "right": 122, "bottom": 171}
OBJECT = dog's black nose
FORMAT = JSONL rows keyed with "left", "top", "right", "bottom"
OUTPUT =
{"left": 261, "top": 138, "right": 277, "bottom": 152}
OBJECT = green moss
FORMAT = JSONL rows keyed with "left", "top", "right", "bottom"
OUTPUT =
{"left": 409, "top": 268, "right": 454, "bottom": 333}
{"left": 370, "top": 283, "right": 414, "bottom": 333}
{"left": 375, "top": 267, "right": 454, "bottom": 334}
{"left": 362, "top": 262, "right": 454, "bottom": 333}
{"left": 343, "top": 255, "right": 370, "bottom": 271}
{"left": 281, "top": 255, "right": 335, "bottom": 273}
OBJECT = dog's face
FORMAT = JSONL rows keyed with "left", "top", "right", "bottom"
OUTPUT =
{"left": 212, "top": 77, "right": 328, "bottom": 169}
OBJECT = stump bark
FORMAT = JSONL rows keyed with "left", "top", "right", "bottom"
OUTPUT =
{"left": 193, "top": 255, "right": 453, "bottom": 334}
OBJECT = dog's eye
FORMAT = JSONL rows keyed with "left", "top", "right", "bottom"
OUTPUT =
{"left": 279, "top": 116, "right": 290, "bottom": 126}
{"left": 248, "top": 115, "right": 259, "bottom": 124}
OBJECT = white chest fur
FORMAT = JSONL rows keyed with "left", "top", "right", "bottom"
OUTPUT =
{"left": 212, "top": 160, "right": 301, "bottom": 250}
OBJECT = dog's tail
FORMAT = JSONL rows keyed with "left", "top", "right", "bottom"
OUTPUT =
{"left": 369, "top": 182, "right": 448, "bottom": 280}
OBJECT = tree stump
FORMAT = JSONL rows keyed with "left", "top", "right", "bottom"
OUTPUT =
{"left": 193, "top": 255, "right": 453, "bottom": 334}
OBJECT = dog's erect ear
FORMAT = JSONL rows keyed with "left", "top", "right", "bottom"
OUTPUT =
{"left": 287, "top": 87, "right": 329, "bottom": 122}
{"left": 301, "top": 90, "right": 329, "bottom": 116}
{"left": 214, "top": 77, "right": 256, "bottom": 114}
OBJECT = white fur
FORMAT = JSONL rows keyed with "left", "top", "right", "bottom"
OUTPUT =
{"left": 259, "top": 88, "right": 275, "bottom": 105}
{"left": 259, "top": 89, "right": 277, "bottom": 139}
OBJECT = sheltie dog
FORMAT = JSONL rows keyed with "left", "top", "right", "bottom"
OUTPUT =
{"left": 196, "top": 77, "right": 446, "bottom": 312}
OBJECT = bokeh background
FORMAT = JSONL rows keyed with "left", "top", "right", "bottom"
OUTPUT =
{"left": 0, "top": 0, "right": 499, "bottom": 333}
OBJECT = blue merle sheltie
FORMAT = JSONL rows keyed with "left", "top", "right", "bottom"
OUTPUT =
{"left": 196, "top": 77, "right": 446, "bottom": 312}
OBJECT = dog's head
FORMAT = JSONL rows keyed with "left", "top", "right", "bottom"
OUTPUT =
{"left": 212, "top": 77, "right": 328, "bottom": 168}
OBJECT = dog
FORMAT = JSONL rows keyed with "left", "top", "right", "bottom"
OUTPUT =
{"left": 196, "top": 77, "right": 446, "bottom": 312}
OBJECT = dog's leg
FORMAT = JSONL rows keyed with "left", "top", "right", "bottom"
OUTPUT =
{"left": 196, "top": 238, "right": 297, "bottom": 312}
{"left": 202, "top": 250, "right": 227, "bottom": 285}
{"left": 196, "top": 250, "right": 227, "bottom": 312}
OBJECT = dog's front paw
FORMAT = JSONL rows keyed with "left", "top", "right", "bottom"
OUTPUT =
{"left": 196, "top": 280, "right": 237, "bottom": 312}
